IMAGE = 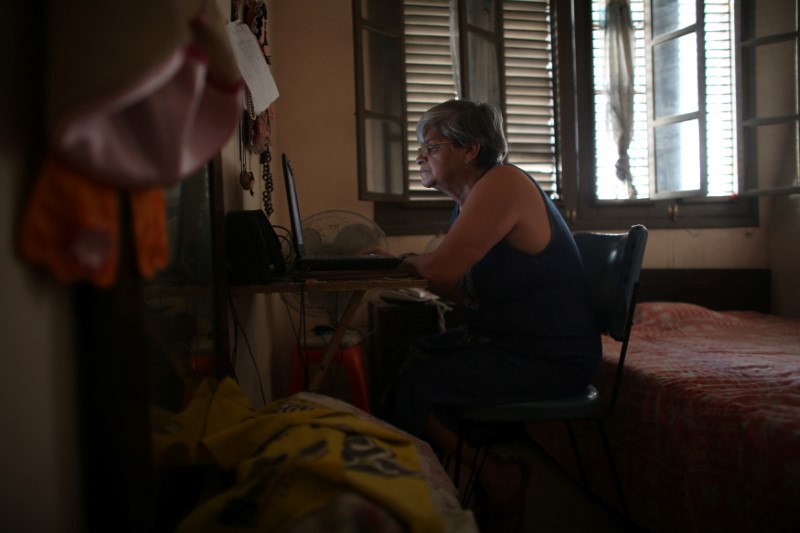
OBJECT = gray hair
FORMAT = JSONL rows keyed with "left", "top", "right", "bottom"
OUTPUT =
{"left": 416, "top": 99, "right": 508, "bottom": 169}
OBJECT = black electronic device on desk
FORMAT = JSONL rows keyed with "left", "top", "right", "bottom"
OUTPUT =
{"left": 225, "top": 209, "right": 286, "bottom": 286}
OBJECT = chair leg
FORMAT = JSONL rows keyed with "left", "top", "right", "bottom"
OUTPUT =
{"left": 566, "top": 421, "right": 589, "bottom": 490}
{"left": 597, "top": 420, "right": 629, "bottom": 520}
{"left": 454, "top": 424, "right": 464, "bottom": 491}
{"left": 453, "top": 422, "right": 489, "bottom": 508}
{"left": 461, "top": 444, "right": 487, "bottom": 508}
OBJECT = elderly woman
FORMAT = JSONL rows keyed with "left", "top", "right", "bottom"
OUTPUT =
{"left": 383, "top": 99, "right": 601, "bottom": 528}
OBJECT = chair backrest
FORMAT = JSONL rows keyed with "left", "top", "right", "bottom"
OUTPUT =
{"left": 573, "top": 225, "right": 648, "bottom": 342}
{"left": 574, "top": 225, "right": 647, "bottom": 416}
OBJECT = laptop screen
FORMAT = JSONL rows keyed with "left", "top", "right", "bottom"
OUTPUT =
{"left": 282, "top": 153, "right": 306, "bottom": 259}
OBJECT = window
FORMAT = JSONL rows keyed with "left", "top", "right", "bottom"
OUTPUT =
{"left": 357, "top": 0, "right": 560, "bottom": 233}
{"left": 592, "top": 0, "right": 738, "bottom": 200}
{"left": 353, "top": 0, "right": 796, "bottom": 235}
{"left": 737, "top": 0, "right": 800, "bottom": 196}
{"left": 402, "top": 0, "right": 558, "bottom": 201}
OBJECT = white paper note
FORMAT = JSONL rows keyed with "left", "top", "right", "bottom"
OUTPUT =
{"left": 225, "top": 22, "right": 279, "bottom": 113}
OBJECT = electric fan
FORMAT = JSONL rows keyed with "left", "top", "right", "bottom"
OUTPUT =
{"left": 282, "top": 209, "right": 390, "bottom": 325}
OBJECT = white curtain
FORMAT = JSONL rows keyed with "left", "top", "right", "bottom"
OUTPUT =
{"left": 606, "top": 0, "right": 638, "bottom": 199}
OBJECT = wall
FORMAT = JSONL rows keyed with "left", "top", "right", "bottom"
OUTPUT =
{"left": 0, "top": 4, "right": 82, "bottom": 531}
{"left": 0, "top": 147, "right": 81, "bottom": 533}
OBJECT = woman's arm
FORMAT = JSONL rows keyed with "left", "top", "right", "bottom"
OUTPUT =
{"left": 403, "top": 166, "right": 548, "bottom": 298}
{"left": 401, "top": 253, "right": 464, "bottom": 301}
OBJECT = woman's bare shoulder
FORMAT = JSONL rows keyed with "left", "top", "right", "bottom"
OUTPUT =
{"left": 482, "top": 164, "right": 534, "bottom": 184}
{"left": 473, "top": 165, "right": 537, "bottom": 200}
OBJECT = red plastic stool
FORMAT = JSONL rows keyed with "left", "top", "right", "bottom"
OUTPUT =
{"left": 289, "top": 330, "right": 370, "bottom": 413}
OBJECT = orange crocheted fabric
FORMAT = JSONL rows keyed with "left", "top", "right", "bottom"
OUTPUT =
{"left": 19, "top": 156, "right": 168, "bottom": 287}
{"left": 130, "top": 185, "right": 168, "bottom": 279}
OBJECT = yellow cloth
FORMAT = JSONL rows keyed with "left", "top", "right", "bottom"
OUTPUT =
{"left": 151, "top": 378, "right": 447, "bottom": 533}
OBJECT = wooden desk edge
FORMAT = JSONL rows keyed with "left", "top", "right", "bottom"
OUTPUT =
{"left": 230, "top": 274, "right": 428, "bottom": 296}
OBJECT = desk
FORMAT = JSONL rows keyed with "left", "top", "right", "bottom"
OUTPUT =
{"left": 232, "top": 271, "right": 427, "bottom": 392}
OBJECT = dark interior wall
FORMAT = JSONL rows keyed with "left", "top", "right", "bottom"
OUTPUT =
{"left": 0, "top": 1, "right": 82, "bottom": 530}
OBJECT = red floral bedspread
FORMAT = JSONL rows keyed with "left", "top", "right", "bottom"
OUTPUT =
{"left": 527, "top": 302, "right": 800, "bottom": 532}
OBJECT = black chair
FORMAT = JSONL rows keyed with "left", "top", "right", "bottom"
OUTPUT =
{"left": 453, "top": 224, "right": 648, "bottom": 518}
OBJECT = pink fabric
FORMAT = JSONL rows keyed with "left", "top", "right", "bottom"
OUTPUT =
{"left": 527, "top": 302, "right": 800, "bottom": 531}
{"left": 52, "top": 44, "right": 242, "bottom": 188}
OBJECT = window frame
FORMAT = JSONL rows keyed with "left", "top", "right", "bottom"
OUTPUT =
{"left": 357, "top": 0, "right": 761, "bottom": 236}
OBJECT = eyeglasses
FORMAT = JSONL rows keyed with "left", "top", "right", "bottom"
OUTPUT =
{"left": 417, "top": 140, "right": 457, "bottom": 157}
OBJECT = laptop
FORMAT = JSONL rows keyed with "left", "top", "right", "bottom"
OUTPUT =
{"left": 281, "top": 153, "right": 404, "bottom": 272}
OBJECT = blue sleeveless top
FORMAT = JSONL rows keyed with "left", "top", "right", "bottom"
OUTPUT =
{"left": 458, "top": 166, "right": 598, "bottom": 353}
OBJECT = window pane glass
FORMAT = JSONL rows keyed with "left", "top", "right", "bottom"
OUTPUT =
{"left": 468, "top": 33, "right": 501, "bottom": 106}
{"left": 654, "top": 119, "right": 700, "bottom": 193}
{"left": 361, "top": 0, "right": 403, "bottom": 31}
{"left": 652, "top": 0, "right": 696, "bottom": 37}
{"left": 741, "top": 0, "right": 797, "bottom": 40}
{"left": 365, "top": 118, "right": 405, "bottom": 195}
{"left": 362, "top": 28, "right": 404, "bottom": 116}
{"left": 467, "top": 0, "right": 496, "bottom": 30}
{"left": 653, "top": 33, "right": 698, "bottom": 118}
{"left": 747, "top": 122, "right": 800, "bottom": 190}
{"left": 742, "top": 40, "right": 799, "bottom": 119}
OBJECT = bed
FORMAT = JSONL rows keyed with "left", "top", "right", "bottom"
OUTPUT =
{"left": 525, "top": 269, "right": 800, "bottom": 531}
{"left": 151, "top": 378, "right": 478, "bottom": 532}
